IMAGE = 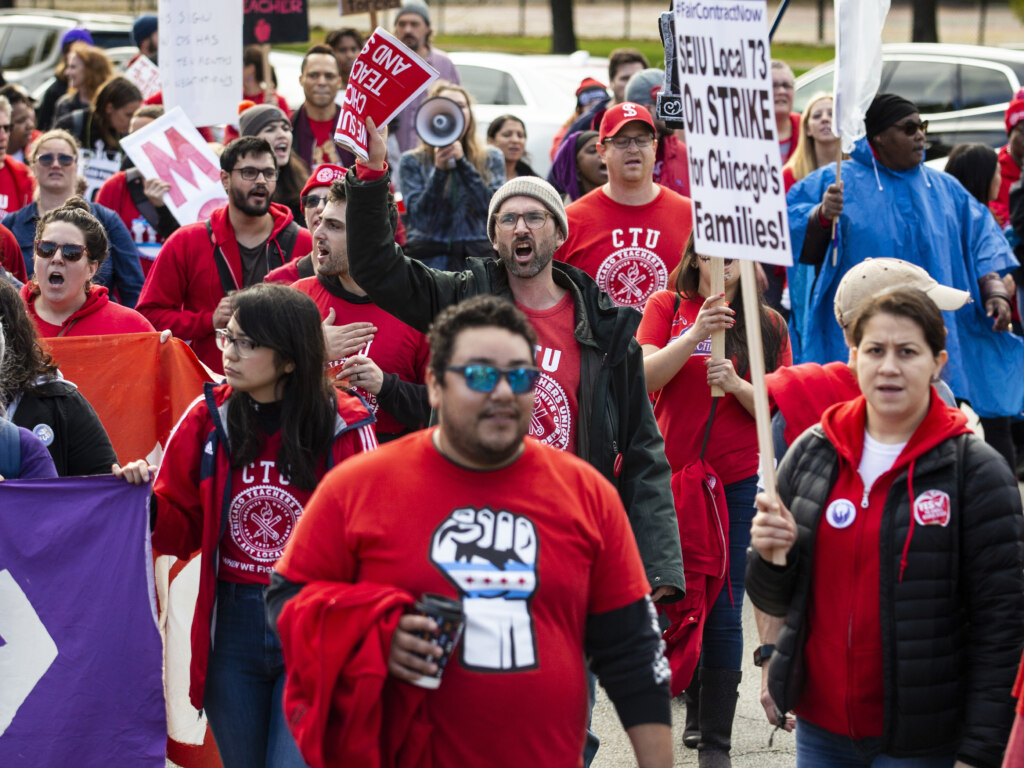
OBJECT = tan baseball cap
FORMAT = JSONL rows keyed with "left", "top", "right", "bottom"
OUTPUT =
{"left": 833, "top": 257, "right": 971, "bottom": 328}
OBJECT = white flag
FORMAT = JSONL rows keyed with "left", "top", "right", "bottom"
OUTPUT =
{"left": 832, "top": 0, "right": 891, "bottom": 153}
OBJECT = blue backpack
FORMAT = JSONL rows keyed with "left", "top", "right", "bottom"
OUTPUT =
{"left": 0, "top": 418, "right": 21, "bottom": 479}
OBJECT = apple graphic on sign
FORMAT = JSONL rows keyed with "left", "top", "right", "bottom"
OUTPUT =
{"left": 254, "top": 18, "right": 272, "bottom": 43}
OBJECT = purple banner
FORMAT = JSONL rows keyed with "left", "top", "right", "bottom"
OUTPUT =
{"left": 0, "top": 476, "right": 164, "bottom": 766}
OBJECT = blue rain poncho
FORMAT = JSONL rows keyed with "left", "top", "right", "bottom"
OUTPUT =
{"left": 786, "top": 138, "right": 1024, "bottom": 418}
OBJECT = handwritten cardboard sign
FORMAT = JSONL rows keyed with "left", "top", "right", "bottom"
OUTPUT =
{"left": 125, "top": 55, "right": 162, "bottom": 100}
{"left": 121, "top": 107, "right": 228, "bottom": 226}
{"left": 672, "top": 0, "right": 792, "bottom": 267}
{"left": 340, "top": 0, "right": 400, "bottom": 16}
{"left": 244, "top": 0, "right": 310, "bottom": 45}
{"left": 334, "top": 27, "right": 438, "bottom": 161}
{"left": 159, "top": 0, "right": 242, "bottom": 127}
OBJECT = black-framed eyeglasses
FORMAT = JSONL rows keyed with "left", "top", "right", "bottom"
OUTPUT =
{"left": 493, "top": 210, "right": 554, "bottom": 231}
{"left": 215, "top": 329, "right": 260, "bottom": 358}
{"left": 232, "top": 166, "right": 279, "bottom": 182}
{"left": 603, "top": 134, "right": 654, "bottom": 149}
{"left": 896, "top": 120, "right": 928, "bottom": 136}
{"left": 301, "top": 194, "right": 329, "bottom": 209}
{"left": 36, "top": 152, "right": 75, "bottom": 167}
{"left": 34, "top": 240, "right": 87, "bottom": 262}
{"left": 446, "top": 365, "right": 541, "bottom": 394}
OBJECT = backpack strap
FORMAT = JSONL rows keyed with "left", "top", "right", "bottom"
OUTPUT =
{"left": 295, "top": 253, "right": 315, "bottom": 279}
{"left": 125, "top": 167, "right": 162, "bottom": 230}
{"left": 270, "top": 220, "right": 300, "bottom": 270}
{"left": 0, "top": 418, "right": 22, "bottom": 479}
{"left": 206, "top": 220, "right": 239, "bottom": 296}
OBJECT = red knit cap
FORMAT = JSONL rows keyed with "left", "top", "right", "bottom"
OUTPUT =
{"left": 1006, "top": 89, "right": 1024, "bottom": 135}
{"left": 300, "top": 164, "right": 347, "bottom": 198}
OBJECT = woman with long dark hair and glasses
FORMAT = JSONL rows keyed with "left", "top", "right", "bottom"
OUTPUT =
{"left": 115, "top": 282, "right": 377, "bottom": 768}
{"left": 637, "top": 235, "right": 790, "bottom": 765}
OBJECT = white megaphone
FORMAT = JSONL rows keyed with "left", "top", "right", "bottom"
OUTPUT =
{"left": 414, "top": 96, "right": 466, "bottom": 148}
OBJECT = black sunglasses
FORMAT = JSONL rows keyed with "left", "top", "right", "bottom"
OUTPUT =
{"left": 896, "top": 120, "right": 928, "bottom": 136}
{"left": 34, "top": 240, "right": 87, "bottom": 262}
{"left": 446, "top": 364, "right": 541, "bottom": 394}
{"left": 301, "top": 194, "right": 328, "bottom": 209}
{"left": 36, "top": 152, "right": 75, "bottom": 167}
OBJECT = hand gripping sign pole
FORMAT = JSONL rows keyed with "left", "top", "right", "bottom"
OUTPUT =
{"left": 674, "top": 0, "right": 792, "bottom": 565}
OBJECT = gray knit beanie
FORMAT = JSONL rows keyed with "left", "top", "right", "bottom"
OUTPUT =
{"left": 239, "top": 104, "right": 288, "bottom": 138}
{"left": 487, "top": 177, "right": 568, "bottom": 242}
{"left": 396, "top": 0, "right": 431, "bottom": 26}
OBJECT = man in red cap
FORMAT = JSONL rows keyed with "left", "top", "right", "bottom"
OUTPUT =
{"left": 556, "top": 102, "right": 693, "bottom": 310}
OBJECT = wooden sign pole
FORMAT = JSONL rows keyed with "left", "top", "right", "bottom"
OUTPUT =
{"left": 261, "top": 44, "right": 274, "bottom": 104}
{"left": 709, "top": 256, "right": 726, "bottom": 397}
{"left": 738, "top": 259, "right": 786, "bottom": 566}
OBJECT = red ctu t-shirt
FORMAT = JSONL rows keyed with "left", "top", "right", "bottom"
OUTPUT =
{"left": 516, "top": 293, "right": 581, "bottom": 454}
{"left": 308, "top": 116, "right": 343, "bottom": 167}
{"left": 219, "top": 430, "right": 317, "bottom": 585}
{"left": 292, "top": 275, "right": 429, "bottom": 436}
{"left": 557, "top": 186, "right": 693, "bottom": 310}
{"left": 277, "top": 430, "right": 650, "bottom": 768}
{"left": 636, "top": 290, "right": 791, "bottom": 485}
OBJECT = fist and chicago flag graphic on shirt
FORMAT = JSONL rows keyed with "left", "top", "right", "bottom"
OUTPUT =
{"left": 431, "top": 506, "right": 540, "bottom": 672}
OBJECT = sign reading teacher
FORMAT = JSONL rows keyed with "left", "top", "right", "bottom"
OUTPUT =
{"left": 159, "top": 0, "right": 242, "bottom": 127}
{"left": 334, "top": 27, "right": 438, "bottom": 161}
{"left": 672, "top": 0, "right": 792, "bottom": 267}
{"left": 121, "top": 107, "right": 228, "bottom": 226}
{"left": 244, "top": 0, "right": 310, "bottom": 45}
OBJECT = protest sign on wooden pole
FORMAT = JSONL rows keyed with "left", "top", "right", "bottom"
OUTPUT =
{"left": 709, "top": 257, "right": 725, "bottom": 397}
{"left": 674, "top": 0, "right": 792, "bottom": 560}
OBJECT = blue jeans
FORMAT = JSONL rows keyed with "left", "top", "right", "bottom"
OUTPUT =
{"left": 700, "top": 475, "right": 757, "bottom": 671}
{"left": 203, "top": 581, "right": 307, "bottom": 768}
{"left": 796, "top": 719, "right": 955, "bottom": 768}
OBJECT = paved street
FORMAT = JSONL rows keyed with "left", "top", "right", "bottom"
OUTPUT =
{"left": 590, "top": 595, "right": 797, "bottom": 767}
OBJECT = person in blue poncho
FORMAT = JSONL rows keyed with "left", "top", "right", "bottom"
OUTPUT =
{"left": 786, "top": 92, "right": 1024, "bottom": 419}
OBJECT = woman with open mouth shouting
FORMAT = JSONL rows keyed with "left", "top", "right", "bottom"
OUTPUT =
{"left": 3, "top": 129, "right": 144, "bottom": 307}
{"left": 19, "top": 197, "right": 154, "bottom": 338}
{"left": 239, "top": 103, "right": 309, "bottom": 225}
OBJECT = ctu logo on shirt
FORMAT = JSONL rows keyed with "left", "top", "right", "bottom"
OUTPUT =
{"left": 913, "top": 490, "right": 951, "bottom": 527}
{"left": 242, "top": 460, "right": 290, "bottom": 486}
{"left": 825, "top": 499, "right": 857, "bottom": 529}
{"left": 535, "top": 345, "right": 561, "bottom": 373}
{"left": 611, "top": 228, "right": 662, "bottom": 250}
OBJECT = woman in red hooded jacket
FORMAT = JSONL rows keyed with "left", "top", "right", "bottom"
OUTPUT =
{"left": 748, "top": 288, "right": 1024, "bottom": 768}
{"left": 115, "top": 283, "right": 377, "bottom": 768}
{"left": 20, "top": 197, "right": 154, "bottom": 337}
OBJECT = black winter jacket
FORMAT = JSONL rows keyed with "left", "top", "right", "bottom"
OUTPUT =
{"left": 747, "top": 425, "right": 1024, "bottom": 768}
{"left": 345, "top": 169, "right": 684, "bottom": 599}
{"left": 10, "top": 379, "right": 117, "bottom": 477}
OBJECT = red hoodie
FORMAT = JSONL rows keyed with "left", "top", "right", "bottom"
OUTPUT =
{"left": 1, "top": 221, "right": 26, "bottom": 283}
{"left": 991, "top": 145, "right": 1020, "bottom": 226}
{"left": 0, "top": 155, "right": 34, "bottom": 218}
{"left": 135, "top": 203, "right": 311, "bottom": 373}
{"left": 277, "top": 582, "right": 431, "bottom": 768}
{"left": 795, "top": 392, "right": 970, "bottom": 739}
{"left": 767, "top": 360, "right": 860, "bottom": 446}
{"left": 21, "top": 282, "right": 155, "bottom": 337}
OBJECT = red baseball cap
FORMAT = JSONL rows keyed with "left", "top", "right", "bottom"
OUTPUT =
{"left": 300, "top": 164, "right": 347, "bottom": 198}
{"left": 1006, "top": 88, "right": 1024, "bottom": 134}
{"left": 598, "top": 102, "right": 656, "bottom": 144}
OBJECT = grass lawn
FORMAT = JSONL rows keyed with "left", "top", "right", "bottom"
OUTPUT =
{"left": 279, "top": 34, "right": 833, "bottom": 75}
